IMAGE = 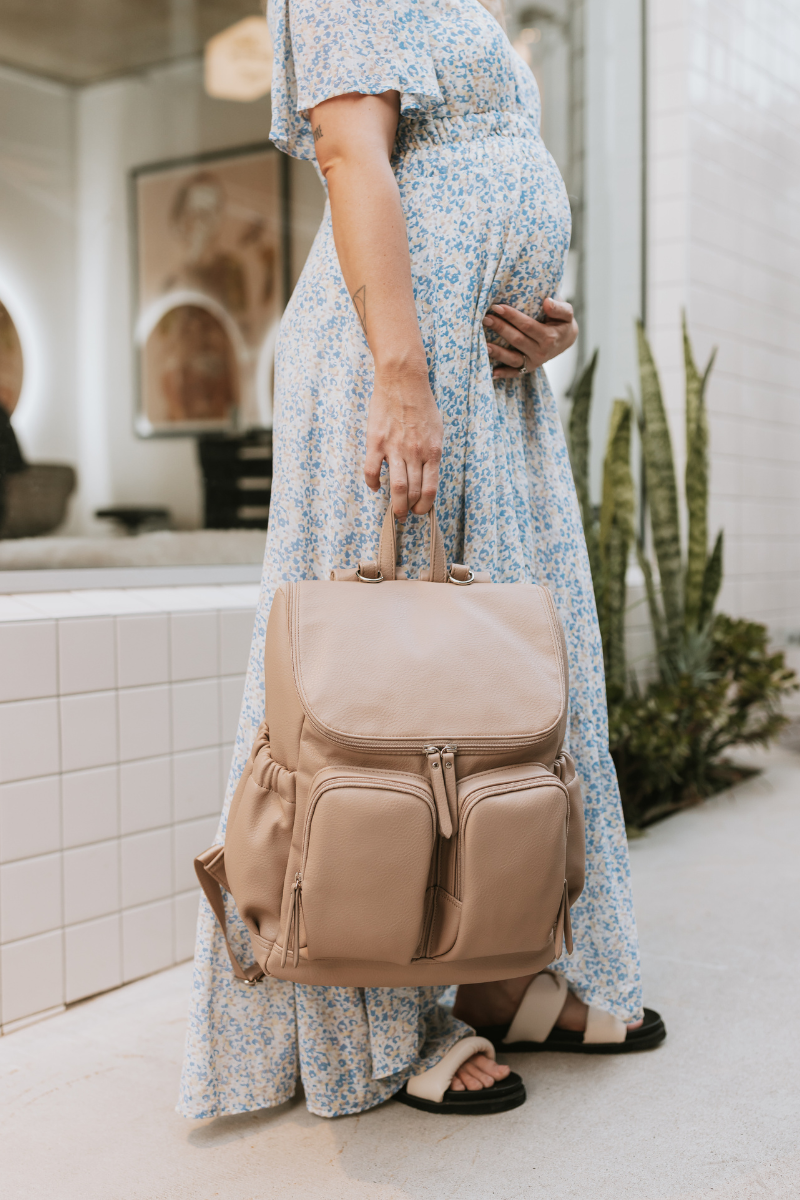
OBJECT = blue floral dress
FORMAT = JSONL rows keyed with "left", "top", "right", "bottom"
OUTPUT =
{"left": 179, "top": 0, "right": 643, "bottom": 1121}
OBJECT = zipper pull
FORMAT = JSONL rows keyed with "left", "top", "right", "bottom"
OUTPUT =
{"left": 425, "top": 746, "right": 453, "bottom": 838}
{"left": 441, "top": 745, "right": 458, "bottom": 832}
{"left": 281, "top": 872, "right": 302, "bottom": 968}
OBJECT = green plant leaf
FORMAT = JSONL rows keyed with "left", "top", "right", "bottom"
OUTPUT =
{"left": 683, "top": 314, "right": 717, "bottom": 630}
{"left": 636, "top": 538, "right": 666, "bottom": 660}
{"left": 698, "top": 529, "right": 724, "bottom": 628}
{"left": 568, "top": 350, "right": 600, "bottom": 582}
{"left": 599, "top": 400, "right": 635, "bottom": 697}
{"left": 636, "top": 321, "right": 683, "bottom": 648}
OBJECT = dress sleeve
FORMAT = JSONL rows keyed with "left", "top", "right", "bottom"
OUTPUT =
{"left": 268, "top": 0, "right": 444, "bottom": 160}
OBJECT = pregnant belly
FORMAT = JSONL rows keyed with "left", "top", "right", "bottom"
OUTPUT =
{"left": 394, "top": 122, "right": 571, "bottom": 329}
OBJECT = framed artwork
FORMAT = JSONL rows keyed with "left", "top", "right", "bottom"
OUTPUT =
{"left": 131, "top": 142, "right": 289, "bottom": 436}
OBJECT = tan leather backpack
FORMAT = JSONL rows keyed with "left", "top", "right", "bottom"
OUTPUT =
{"left": 196, "top": 506, "right": 584, "bottom": 986}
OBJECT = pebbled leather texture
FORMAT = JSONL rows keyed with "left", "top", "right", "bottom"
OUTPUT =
{"left": 196, "top": 503, "right": 586, "bottom": 986}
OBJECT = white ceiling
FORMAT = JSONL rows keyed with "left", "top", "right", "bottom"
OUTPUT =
{"left": 0, "top": 0, "right": 263, "bottom": 85}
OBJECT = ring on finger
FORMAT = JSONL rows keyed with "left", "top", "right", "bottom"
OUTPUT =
{"left": 518, "top": 353, "right": 529, "bottom": 375}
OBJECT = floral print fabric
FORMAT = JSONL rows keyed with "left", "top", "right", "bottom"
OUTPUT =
{"left": 179, "top": 0, "right": 643, "bottom": 1121}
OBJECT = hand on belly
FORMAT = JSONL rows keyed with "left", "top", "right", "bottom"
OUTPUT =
{"left": 483, "top": 297, "right": 578, "bottom": 378}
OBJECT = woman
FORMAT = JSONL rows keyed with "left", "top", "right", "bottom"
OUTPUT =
{"left": 179, "top": 0, "right": 655, "bottom": 1121}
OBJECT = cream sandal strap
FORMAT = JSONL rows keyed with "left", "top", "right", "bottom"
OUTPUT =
{"left": 503, "top": 971, "right": 568, "bottom": 1045}
{"left": 405, "top": 1036, "right": 496, "bottom": 1104}
{"left": 583, "top": 1005, "right": 627, "bottom": 1044}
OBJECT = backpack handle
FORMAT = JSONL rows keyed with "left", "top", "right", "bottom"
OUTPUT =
{"left": 378, "top": 503, "right": 447, "bottom": 583}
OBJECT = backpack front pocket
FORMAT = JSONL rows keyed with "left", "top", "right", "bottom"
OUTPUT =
{"left": 298, "top": 769, "right": 437, "bottom": 965}
{"left": 436, "top": 764, "right": 570, "bottom": 962}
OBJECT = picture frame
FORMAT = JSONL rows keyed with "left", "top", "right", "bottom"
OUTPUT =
{"left": 130, "top": 142, "right": 290, "bottom": 437}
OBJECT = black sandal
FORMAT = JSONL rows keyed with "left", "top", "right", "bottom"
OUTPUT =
{"left": 394, "top": 1036, "right": 526, "bottom": 1115}
{"left": 476, "top": 972, "right": 666, "bottom": 1056}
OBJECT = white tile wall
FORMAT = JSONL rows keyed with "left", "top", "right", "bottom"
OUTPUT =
{"left": 172, "top": 748, "right": 221, "bottom": 823}
{"left": 116, "top": 615, "right": 169, "bottom": 688}
{"left": 122, "top": 898, "right": 173, "bottom": 983}
{"left": 0, "top": 698, "right": 60, "bottom": 784}
{"left": 121, "top": 828, "right": 172, "bottom": 908}
{"left": 60, "top": 692, "right": 118, "bottom": 772}
{"left": 172, "top": 679, "right": 220, "bottom": 753}
{"left": 63, "top": 841, "right": 119, "bottom": 925}
{"left": 0, "top": 622, "right": 57, "bottom": 702}
{"left": 0, "top": 853, "right": 62, "bottom": 942}
{"left": 647, "top": 1, "right": 800, "bottom": 634}
{"left": 117, "top": 686, "right": 170, "bottom": 762}
{"left": 58, "top": 617, "right": 116, "bottom": 694}
{"left": 120, "top": 756, "right": 171, "bottom": 834}
{"left": 62, "top": 766, "right": 118, "bottom": 847}
{"left": 1, "top": 930, "right": 64, "bottom": 1024}
{"left": 170, "top": 611, "right": 218, "bottom": 681}
{"left": 0, "top": 584, "right": 256, "bottom": 1029}
{"left": 0, "top": 776, "right": 61, "bottom": 862}
{"left": 65, "top": 914, "right": 122, "bottom": 1003}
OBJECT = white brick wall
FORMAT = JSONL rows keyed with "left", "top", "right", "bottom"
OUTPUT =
{"left": 648, "top": 0, "right": 800, "bottom": 637}
{"left": 0, "top": 585, "right": 257, "bottom": 1031}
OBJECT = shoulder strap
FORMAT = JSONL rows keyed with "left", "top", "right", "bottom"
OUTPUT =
{"left": 194, "top": 845, "right": 264, "bottom": 985}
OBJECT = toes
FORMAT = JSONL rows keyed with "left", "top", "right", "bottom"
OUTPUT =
{"left": 451, "top": 1053, "right": 512, "bottom": 1092}
{"left": 474, "top": 1054, "right": 509, "bottom": 1081}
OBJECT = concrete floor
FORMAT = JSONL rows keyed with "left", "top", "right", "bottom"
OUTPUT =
{"left": 1, "top": 749, "right": 799, "bottom": 1200}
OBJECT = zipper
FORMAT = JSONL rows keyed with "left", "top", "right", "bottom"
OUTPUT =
{"left": 424, "top": 744, "right": 458, "bottom": 838}
{"left": 280, "top": 872, "right": 303, "bottom": 968}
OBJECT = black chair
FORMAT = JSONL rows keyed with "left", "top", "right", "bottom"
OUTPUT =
{"left": 0, "top": 407, "right": 76, "bottom": 539}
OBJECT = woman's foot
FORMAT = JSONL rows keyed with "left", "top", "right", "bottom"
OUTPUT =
{"left": 453, "top": 975, "right": 643, "bottom": 1034}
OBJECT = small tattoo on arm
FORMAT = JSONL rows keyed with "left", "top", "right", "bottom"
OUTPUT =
{"left": 352, "top": 284, "right": 367, "bottom": 336}
{"left": 313, "top": 124, "right": 323, "bottom": 141}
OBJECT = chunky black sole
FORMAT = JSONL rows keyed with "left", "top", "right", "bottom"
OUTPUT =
{"left": 477, "top": 1007, "right": 667, "bottom": 1055}
{"left": 394, "top": 1070, "right": 526, "bottom": 1115}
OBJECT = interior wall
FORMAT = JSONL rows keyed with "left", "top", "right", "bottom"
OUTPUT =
{"left": 0, "top": 66, "right": 80, "bottom": 530}
{"left": 648, "top": 0, "right": 800, "bottom": 637}
{"left": 583, "top": 0, "right": 644, "bottom": 495}
{"left": 74, "top": 60, "right": 274, "bottom": 532}
{"left": 0, "top": 56, "right": 326, "bottom": 538}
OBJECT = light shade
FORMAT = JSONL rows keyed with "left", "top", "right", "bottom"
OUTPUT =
{"left": 204, "top": 16, "right": 273, "bottom": 103}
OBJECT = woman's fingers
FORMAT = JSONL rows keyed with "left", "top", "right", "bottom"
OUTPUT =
{"left": 388, "top": 457, "right": 410, "bottom": 518}
{"left": 410, "top": 456, "right": 439, "bottom": 515}
{"left": 363, "top": 443, "right": 385, "bottom": 493}
{"left": 487, "top": 341, "right": 526, "bottom": 369}
{"left": 490, "top": 303, "right": 548, "bottom": 342}
{"left": 405, "top": 458, "right": 423, "bottom": 513}
{"left": 484, "top": 310, "right": 538, "bottom": 351}
{"left": 542, "top": 296, "right": 575, "bottom": 322}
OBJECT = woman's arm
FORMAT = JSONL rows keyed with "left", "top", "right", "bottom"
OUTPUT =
{"left": 309, "top": 92, "right": 442, "bottom": 517}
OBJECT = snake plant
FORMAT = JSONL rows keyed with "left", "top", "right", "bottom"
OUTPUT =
{"left": 569, "top": 317, "right": 723, "bottom": 688}
{"left": 636, "top": 316, "right": 723, "bottom": 662}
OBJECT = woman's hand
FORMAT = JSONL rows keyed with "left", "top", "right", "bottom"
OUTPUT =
{"left": 364, "top": 362, "right": 443, "bottom": 517}
{"left": 483, "top": 296, "right": 578, "bottom": 378}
